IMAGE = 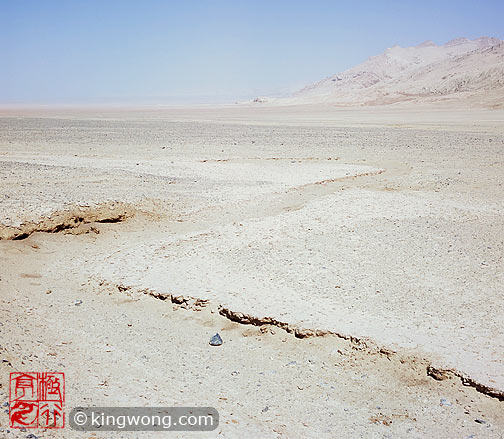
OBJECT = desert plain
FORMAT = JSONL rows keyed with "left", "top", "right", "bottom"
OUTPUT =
{"left": 0, "top": 102, "right": 503, "bottom": 438}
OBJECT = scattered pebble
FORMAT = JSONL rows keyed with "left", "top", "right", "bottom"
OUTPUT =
{"left": 440, "top": 398, "right": 452, "bottom": 407}
{"left": 209, "top": 333, "right": 223, "bottom": 346}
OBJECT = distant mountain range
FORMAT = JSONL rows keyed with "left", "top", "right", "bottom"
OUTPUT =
{"left": 256, "top": 37, "right": 504, "bottom": 107}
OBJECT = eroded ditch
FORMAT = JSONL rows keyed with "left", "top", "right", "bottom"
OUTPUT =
{"left": 111, "top": 282, "right": 504, "bottom": 402}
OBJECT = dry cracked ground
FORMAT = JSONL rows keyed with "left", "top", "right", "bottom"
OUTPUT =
{"left": 0, "top": 104, "right": 503, "bottom": 438}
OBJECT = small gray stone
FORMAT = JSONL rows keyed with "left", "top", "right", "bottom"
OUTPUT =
{"left": 440, "top": 398, "right": 452, "bottom": 406}
{"left": 209, "top": 333, "right": 223, "bottom": 346}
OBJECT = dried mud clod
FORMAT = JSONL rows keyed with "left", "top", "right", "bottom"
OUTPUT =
{"left": 115, "top": 283, "right": 210, "bottom": 312}
{"left": 0, "top": 203, "right": 134, "bottom": 240}
{"left": 427, "top": 365, "right": 453, "bottom": 381}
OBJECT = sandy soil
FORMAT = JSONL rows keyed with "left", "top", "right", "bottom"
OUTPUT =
{"left": 0, "top": 104, "right": 503, "bottom": 438}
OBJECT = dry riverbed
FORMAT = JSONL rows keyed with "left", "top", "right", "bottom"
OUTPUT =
{"left": 0, "top": 104, "right": 503, "bottom": 438}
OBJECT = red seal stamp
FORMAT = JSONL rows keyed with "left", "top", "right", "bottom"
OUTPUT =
{"left": 9, "top": 372, "right": 65, "bottom": 429}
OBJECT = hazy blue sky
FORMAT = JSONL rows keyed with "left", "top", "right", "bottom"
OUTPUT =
{"left": 2, "top": 0, "right": 503, "bottom": 103}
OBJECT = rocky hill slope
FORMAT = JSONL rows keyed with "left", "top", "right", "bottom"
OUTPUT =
{"left": 269, "top": 37, "right": 504, "bottom": 107}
